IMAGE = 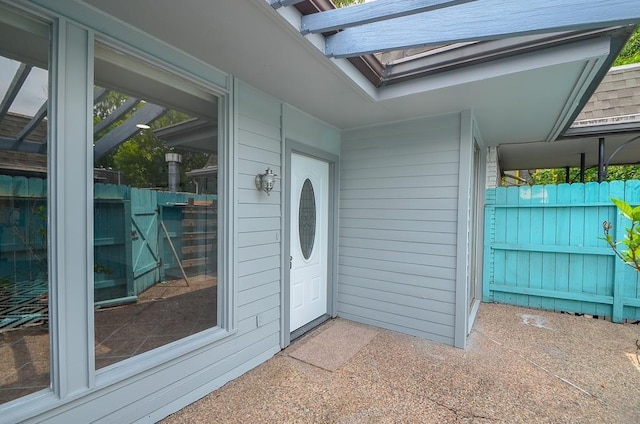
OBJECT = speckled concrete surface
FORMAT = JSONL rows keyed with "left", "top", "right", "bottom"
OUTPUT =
{"left": 162, "top": 303, "right": 640, "bottom": 423}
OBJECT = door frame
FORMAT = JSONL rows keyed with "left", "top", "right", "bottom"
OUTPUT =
{"left": 282, "top": 139, "right": 339, "bottom": 348}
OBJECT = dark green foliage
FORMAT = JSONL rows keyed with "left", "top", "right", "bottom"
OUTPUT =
{"left": 530, "top": 165, "right": 640, "bottom": 185}
{"left": 332, "top": 0, "right": 364, "bottom": 8}
{"left": 614, "top": 27, "right": 640, "bottom": 66}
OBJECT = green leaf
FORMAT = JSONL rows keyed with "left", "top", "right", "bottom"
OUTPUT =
{"left": 612, "top": 198, "right": 634, "bottom": 220}
{"left": 632, "top": 205, "right": 640, "bottom": 222}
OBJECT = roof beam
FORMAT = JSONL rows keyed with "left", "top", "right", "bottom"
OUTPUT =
{"left": 269, "top": 0, "right": 306, "bottom": 9}
{"left": 0, "top": 63, "right": 32, "bottom": 120}
{"left": 5, "top": 88, "right": 109, "bottom": 145}
{"left": 301, "top": 0, "right": 475, "bottom": 34}
{"left": 94, "top": 87, "right": 109, "bottom": 103}
{"left": 93, "top": 97, "right": 140, "bottom": 135}
{"left": 16, "top": 101, "right": 47, "bottom": 141}
{"left": 0, "top": 136, "right": 46, "bottom": 154}
{"left": 94, "top": 103, "right": 165, "bottom": 161}
{"left": 325, "top": 0, "right": 640, "bottom": 58}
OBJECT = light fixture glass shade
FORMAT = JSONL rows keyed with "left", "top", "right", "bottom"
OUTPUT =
{"left": 255, "top": 167, "right": 277, "bottom": 195}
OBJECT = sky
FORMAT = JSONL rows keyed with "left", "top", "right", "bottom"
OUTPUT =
{"left": 0, "top": 56, "right": 48, "bottom": 117}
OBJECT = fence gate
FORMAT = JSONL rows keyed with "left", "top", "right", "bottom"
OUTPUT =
{"left": 483, "top": 181, "right": 640, "bottom": 322}
{"left": 130, "top": 188, "right": 161, "bottom": 293}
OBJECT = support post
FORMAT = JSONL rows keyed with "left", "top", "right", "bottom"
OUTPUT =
{"left": 565, "top": 166, "right": 570, "bottom": 184}
{"left": 580, "top": 153, "right": 586, "bottom": 183}
{"left": 598, "top": 137, "right": 605, "bottom": 183}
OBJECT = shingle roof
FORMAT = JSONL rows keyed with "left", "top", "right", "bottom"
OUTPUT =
{"left": 0, "top": 112, "right": 47, "bottom": 143}
{"left": 572, "top": 62, "right": 640, "bottom": 127}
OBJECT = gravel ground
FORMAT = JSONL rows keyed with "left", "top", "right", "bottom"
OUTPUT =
{"left": 163, "top": 303, "right": 640, "bottom": 423}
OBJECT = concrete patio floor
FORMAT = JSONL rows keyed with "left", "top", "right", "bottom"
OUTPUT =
{"left": 163, "top": 303, "right": 640, "bottom": 423}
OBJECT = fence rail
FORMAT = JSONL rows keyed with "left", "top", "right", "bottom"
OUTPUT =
{"left": 483, "top": 180, "right": 640, "bottom": 322}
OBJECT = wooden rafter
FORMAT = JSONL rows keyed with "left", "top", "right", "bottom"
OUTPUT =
{"left": 0, "top": 63, "right": 32, "bottom": 120}
{"left": 94, "top": 87, "right": 109, "bottom": 103}
{"left": 0, "top": 136, "right": 45, "bottom": 154}
{"left": 324, "top": 0, "right": 640, "bottom": 58}
{"left": 301, "top": 0, "right": 475, "bottom": 34}
{"left": 16, "top": 101, "right": 47, "bottom": 142}
{"left": 94, "top": 96, "right": 140, "bottom": 135}
{"left": 93, "top": 103, "right": 165, "bottom": 161}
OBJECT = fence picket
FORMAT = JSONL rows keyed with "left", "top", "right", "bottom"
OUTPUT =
{"left": 528, "top": 185, "right": 544, "bottom": 309}
{"left": 504, "top": 186, "right": 520, "bottom": 306}
{"left": 541, "top": 184, "right": 557, "bottom": 311}
{"left": 581, "top": 183, "right": 599, "bottom": 315}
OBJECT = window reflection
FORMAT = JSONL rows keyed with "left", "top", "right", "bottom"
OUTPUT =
{"left": 0, "top": 8, "right": 50, "bottom": 404}
{"left": 93, "top": 43, "right": 219, "bottom": 369}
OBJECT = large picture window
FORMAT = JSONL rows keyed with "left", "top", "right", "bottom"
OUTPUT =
{"left": 0, "top": 6, "right": 50, "bottom": 405}
{"left": 92, "top": 43, "right": 221, "bottom": 369}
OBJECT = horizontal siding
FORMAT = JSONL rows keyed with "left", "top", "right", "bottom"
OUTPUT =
{"left": 340, "top": 265, "right": 455, "bottom": 292}
{"left": 341, "top": 174, "right": 459, "bottom": 190}
{"left": 340, "top": 236, "right": 457, "bottom": 256}
{"left": 338, "top": 114, "right": 461, "bottom": 345}
{"left": 340, "top": 218, "right": 458, "bottom": 234}
{"left": 340, "top": 256, "right": 456, "bottom": 280}
{"left": 234, "top": 81, "right": 282, "bottom": 382}
{"left": 283, "top": 104, "right": 340, "bottom": 156}
{"left": 341, "top": 149, "right": 460, "bottom": 169}
{"left": 340, "top": 208, "right": 458, "bottom": 222}
{"left": 339, "top": 282, "right": 454, "bottom": 313}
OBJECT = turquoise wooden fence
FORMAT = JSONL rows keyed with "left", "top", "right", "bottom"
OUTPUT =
{"left": 1, "top": 176, "right": 217, "bottom": 308}
{"left": 94, "top": 183, "right": 133, "bottom": 303}
{"left": 0, "top": 175, "right": 47, "bottom": 286}
{"left": 484, "top": 180, "right": 640, "bottom": 322}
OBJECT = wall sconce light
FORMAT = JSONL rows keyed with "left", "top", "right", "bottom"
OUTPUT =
{"left": 255, "top": 167, "right": 277, "bottom": 195}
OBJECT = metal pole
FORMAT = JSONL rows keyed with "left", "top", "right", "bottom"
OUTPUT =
{"left": 598, "top": 137, "right": 605, "bottom": 183}
{"left": 580, "top": 153, "right": 585, "bottom": 183}
{"left": 565, "top": 166, "right": 570, "bottom": 184}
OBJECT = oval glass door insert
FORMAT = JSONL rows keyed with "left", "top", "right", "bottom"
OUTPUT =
{"left": 299, "top": 178, "right": 316, "bottom": 259}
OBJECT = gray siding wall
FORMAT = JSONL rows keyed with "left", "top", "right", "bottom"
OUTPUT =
{"left": 338, "top": 114, "right": 462, "bottom": 345}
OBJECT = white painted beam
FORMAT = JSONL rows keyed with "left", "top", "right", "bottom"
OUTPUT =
{"left": 301, "top": 0, "right": 475, "bottom": 34}
{"left": 325, "top": 0, "right": 640, "bottom": 58}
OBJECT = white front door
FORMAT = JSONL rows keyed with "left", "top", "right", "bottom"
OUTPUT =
{"left": 290, "top": 153, "right": 329, "bottom": 332}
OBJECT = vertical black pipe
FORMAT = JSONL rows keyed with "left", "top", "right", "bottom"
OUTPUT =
{"left": 598, "top": 137, "right": 605, "bottom": 183}
{"left": 565, "top": 166, "right": 570, "bottom": 184}
{"left": 580, "top": 153, "right": 586, "bottom": 183}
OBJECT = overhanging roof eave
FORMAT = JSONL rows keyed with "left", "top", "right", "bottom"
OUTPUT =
{"left": 562, "top": 122, "right": 640, "bottom": 138}
{"left": 380, "top": 27, "right": 631, "bottom": 86}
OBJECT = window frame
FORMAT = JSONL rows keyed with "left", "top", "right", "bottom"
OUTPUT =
{"left": 89, "top": 37, "right": 236, "bottom": 382}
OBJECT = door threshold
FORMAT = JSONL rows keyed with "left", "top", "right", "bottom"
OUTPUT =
{"left": 290, "top": 314, "right": 330, "bottom": 341}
